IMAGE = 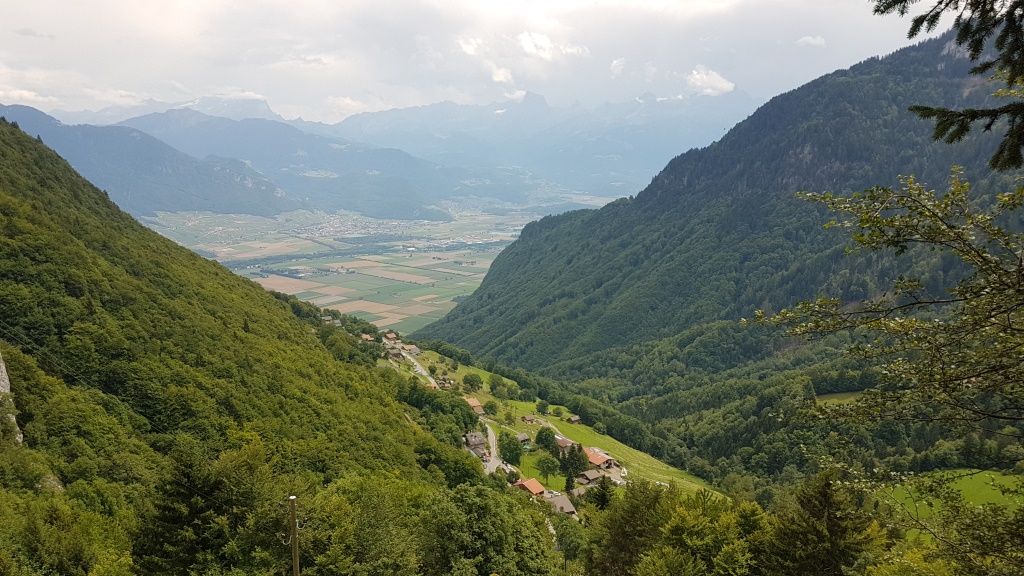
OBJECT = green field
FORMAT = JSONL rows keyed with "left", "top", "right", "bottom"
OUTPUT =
{"left": 142, "top": 209, "right": 534, "bottom": 333}
{"left": 889, "top": 469, "right": 1022, "bottom": 521}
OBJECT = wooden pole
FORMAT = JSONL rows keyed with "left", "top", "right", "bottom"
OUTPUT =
{"left": 289, "top": 496, "right": 299, "bottom": 576}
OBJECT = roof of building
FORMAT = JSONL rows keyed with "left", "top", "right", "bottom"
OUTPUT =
{"left": 512, "top": 478, "right": 545, "bottom": 497}
{"left": 584, "top": 447, "right": 612, "bottom": 467}
{"left": 465, "top": 431, "right": 486, "bottom": 446}
{"left": 578, "top": 469, "right": 603, "bottom": 482}
{"left": 567, "top": 415, "right": 581, "bottom": 423}
{"left": 555, "top": 437, "right": 577, "bottom": 448}
{"left": 465, "top": 397, "right": 481, "bottom": 407}
{"left": 516, "top": 433, "right": 530, "bottom": 443}
{"left": 546, "top": 494, "right": 577, "bottom": 515}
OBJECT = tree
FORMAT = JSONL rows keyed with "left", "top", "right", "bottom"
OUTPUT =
{"left": 588, "top": 475, "right": 616, "bottom": 511}
{"left": 483, "top": 400, "right": 499, "bottom": 416}
{"left": 559, "top": 444, "right": 588, "bottom": 489}
{"left": 536, "top": 455, "right": 561, "bottom": 484}
{"left": 770, "top": 171, "right": 1024, "bottom": 446}
{"left": 488, "top": 373, "right": 506, "bottom": 391}
{"left": 497, "top": 431, "right": 523, "bottom": 466}
{"left": 503, "top": 411, "right": 515, "bottom": 426}
{"left": 772, "top": 470, "right": 884, "bottom": 576}
{"left": 428, "top": 364, "right": 437, "bottom": 376}
{"left": 536, "top": 399, "right": 549, "bottom": 415}
{"left": 554, "top": 516, "right": 587, "bottom": 572}
{"left": 462, "top": 373, "right": 483, "bottom": 392}
{"left": 874, "top": 0, "right": 1024, "bottom": 169}
{"left": 552, "top": 407, "right": 563, "bottom": 417}
{"left": 535, "top": 427, "right": 557, "bottom": 454}
{"left": 768, "top": 170, "right": 1024, "bottom": 573}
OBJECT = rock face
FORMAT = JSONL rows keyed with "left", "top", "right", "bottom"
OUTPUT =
{"left": 0, "top": 352, "right": 23, "bottom": 444}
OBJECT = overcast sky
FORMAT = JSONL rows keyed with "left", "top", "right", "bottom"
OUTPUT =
{"left": 0, "top": 0, "right": 940, "bottom": 123}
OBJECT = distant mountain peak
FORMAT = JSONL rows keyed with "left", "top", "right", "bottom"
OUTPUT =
{"left": 176, "top": 96, "right": 284, "bottom": 121}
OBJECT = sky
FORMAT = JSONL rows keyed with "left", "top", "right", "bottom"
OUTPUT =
{"left": 0, "top": 0, "right": 941, "bottom": 123}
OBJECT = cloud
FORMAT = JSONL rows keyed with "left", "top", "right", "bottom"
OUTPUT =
{"left": 518, "top": 31, "right": 588, "bottom": 60}
{"left": 0, "top": 88, "right": 58, "bottom": 104}
{"left": 491, "top": 67, "right": 514, "bottom": 84}
{"left": 610, "top": 57, "right": 626, "bottom": 77}
{"left": 81, "top": 87, "right": 146, "bottom": 106}
{"left": 519, "top": 32, "right": 554, "bottom": 60}
{"left": 686, "top": 64, "right": 734, "bottom": 95}
{"left": 213, "top": 88, "right": 267, "bottom": 100}
{"left": 459, "top": 37, "right": 484, "bottom": 56}
{"left": 796, "top": 35, "right": 826, "bottom": 47}
{"left": 15, "top": 27, "right": 55, "bottom": 40}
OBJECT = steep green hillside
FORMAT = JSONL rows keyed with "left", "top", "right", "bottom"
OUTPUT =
{"left": 416, "top": 34, "right": 1018, "bottom": 370}
{"left": 0, "top": 118, "right": 555, "bottom": 575}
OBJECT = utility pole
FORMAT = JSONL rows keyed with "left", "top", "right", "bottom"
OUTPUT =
{"left": 289, "top": 495, "right": 299, "bottom": 576}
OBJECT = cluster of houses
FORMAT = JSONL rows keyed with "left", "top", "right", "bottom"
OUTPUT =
{"left": 507, "top": 433, "right": 622, "bottom": 518}
{"left": 382, "top": 332, "right": 421, "bottom": 360}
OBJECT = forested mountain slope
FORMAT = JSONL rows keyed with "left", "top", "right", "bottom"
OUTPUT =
{"left": 0, "top": 118, "right": 553, "bottom": 575}
{"left": 0, "top": 104, "right": 299, "bottom": 217}
{"left": 416, "top": 33, "right": 1020, "bottom": 370}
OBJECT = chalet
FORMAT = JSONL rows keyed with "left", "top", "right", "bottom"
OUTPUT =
{"left": 546, "top": 494, "right": 577, "bottom": 515}
{"left": 570, "top": 487, "right": 588, "bottom": 499}
{"left": 403, "top": 344, "right": 421, "bottom": 355}
{"left": 385, "top": 333, "right": 398, "bottom": 341}
{"left": 516, "top": 432, "right": 531, "bottom": 444}
{"left": 465, "top": 397, "right": 485, "bottom": 416}
{"left": 554, "top": 435, "right": 578, "bottom": 456}
{"left": 464, "top": 431, "right": 486, "bottom": 451}
{"left": 521, "top": 415, "right": 536, "bottom": 424}
{"left": 583, "top": 447, "right": 617, "bottom": 469}
{"left": 566, "top": 415, "right": 582, "bottom": 424}
{"left": 577, "top": 470, "right": 603, "bottom": 485}
{"left": 360, "top": 334, "right": 375, "bottom": 342}
{"left": 511, "top": 478, "right": 545, "bottom": 498}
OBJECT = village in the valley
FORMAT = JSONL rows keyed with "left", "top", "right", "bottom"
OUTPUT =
{"left": 374, "top": 329, "right": 628, "bottom": 518}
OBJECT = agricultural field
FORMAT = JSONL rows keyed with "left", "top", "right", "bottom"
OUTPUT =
{"left": 141, "top": 207, "right": 554, "bottom": 333}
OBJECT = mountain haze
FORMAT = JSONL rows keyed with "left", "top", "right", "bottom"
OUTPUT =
{"left": 416, "top": 33, "right": 1018, "bottom": 371}
{"left": 120, "top": 109, "right": 545, "bottom": 220}
{"left": 0, "top": 104, "right": 298, "bottom": 217}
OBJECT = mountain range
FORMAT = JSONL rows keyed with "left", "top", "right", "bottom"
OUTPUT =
{"left": 0, "top": 104, "right": 298, "bottom": 217}
{"left": 414, "top": 33, "right": 1019, "bottom": 373}
{"left": 24, "top": 91, "right": 758, "bottom": 221}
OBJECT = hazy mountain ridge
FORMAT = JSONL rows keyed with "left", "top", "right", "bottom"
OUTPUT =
{"left": 119, "top": 108, "right": 566, "bottom": 220}
{"left": 0, "top": 104, "right": 299, "bottom": 217}
{"left": 415, "top": 33, "right": 1018, "bottom": 371}
{"left": 333, "top": 90, "right": 761, "bottom": 195}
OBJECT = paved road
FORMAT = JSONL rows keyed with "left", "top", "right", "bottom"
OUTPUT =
{"left": 402, "top": 352, "right": 437, "bottom": 387}
{"left": 483, "top": 422, "right": 501, "bottom": 474}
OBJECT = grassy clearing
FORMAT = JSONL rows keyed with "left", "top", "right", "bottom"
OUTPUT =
{"left": 887, "top": 469, "right": 1022, "bottom": 524}
{"left": 816, "top": 391, "right": 863, "bottom": 405}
